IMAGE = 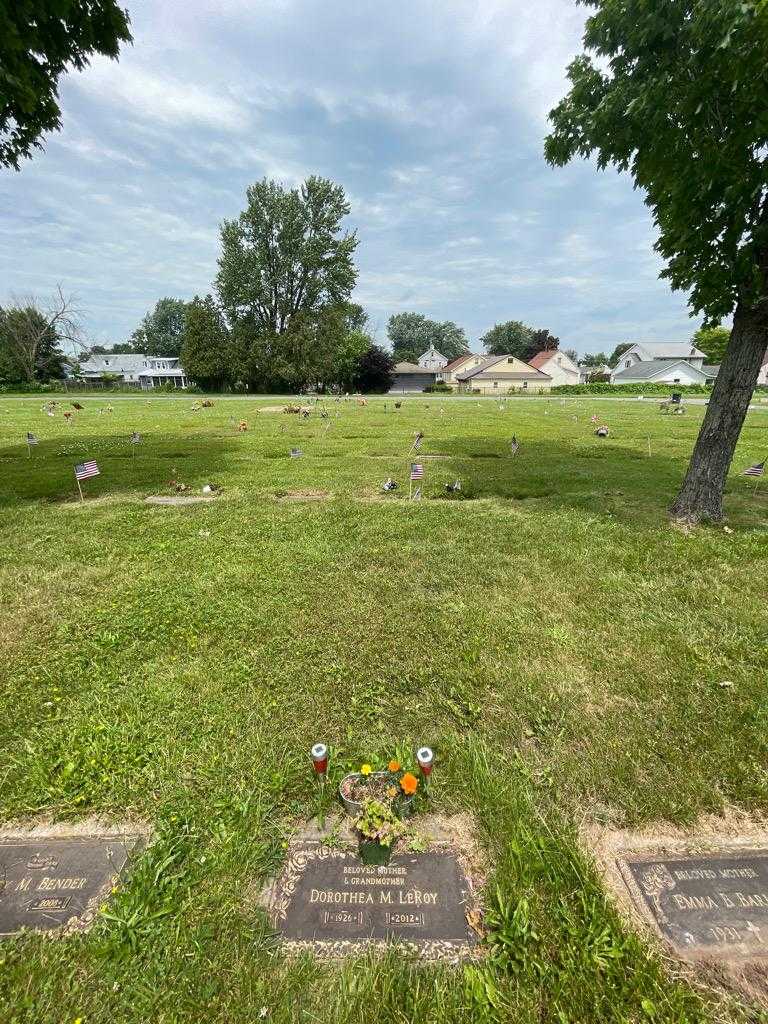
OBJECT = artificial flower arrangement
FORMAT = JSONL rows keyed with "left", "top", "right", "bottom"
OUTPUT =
{"left": 338, "top": 757, "right": 420, "bottom": 816}
{"left": 310, "top": 745, "right": 434, "bottom": 865}
{"left": 346, "top": 760, "right": 420, "bottom": 865}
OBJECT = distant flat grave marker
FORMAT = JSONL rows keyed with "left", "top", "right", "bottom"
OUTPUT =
{"left": 0, "top": 833, "right": 141, "bottom": 937}
{"left": 268, "top": 841, "right": 478, "bottom": 958}
{"left": 617, "top": 846, "right": 768, "bottom": 960}
{"left": 144, "top": 495, "right": 217, "bottom": 506}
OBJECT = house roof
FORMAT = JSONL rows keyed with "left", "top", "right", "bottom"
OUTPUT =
{"left": 392, "top": 361, "right": 435, "bottom": 374}
{"left": 612, "top": 359, "right": 708, "bottom": 381}
{"left": 418, "top": 345, "right": 447, "bottom": 361}
{"left": 457, "top": 355, "right": 552, "bottom": 382}
{"left": 703, "top": 364, "right": 720, "bottom": 377}
{"left": 444, "top": 353, "right": 477, "bottom": 372}
{"left": 527, "top": 349, "right": 578, "bottom": 371}
{"left": 629, "top": 342, "right": 706, "bottom": 360}
{"left": 80, "top": 354, "right": 149, "bottom": 372}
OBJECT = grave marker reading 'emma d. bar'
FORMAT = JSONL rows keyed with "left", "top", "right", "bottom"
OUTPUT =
{"left": 617, "top": 848, "right": 768, "bottom": 960}
{"left": 0, "top": 834, "right": 142, "bottom": 938}
{"left": 270, "top": 842, "right": 478, "bottom": 958}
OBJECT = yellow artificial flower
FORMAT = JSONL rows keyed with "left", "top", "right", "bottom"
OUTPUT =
{"left": 360, "top": 764, "right": 372, "bottom": 776}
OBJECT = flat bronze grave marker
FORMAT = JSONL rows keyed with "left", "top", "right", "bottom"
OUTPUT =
{"left": 617, "top": 847, "right": 768, "bottom": 960}
{"left": 0, "top": 834, "right": 141, "bottom": 938}
{"left": 269, "top": 841, "right": 478, "bottom": 958}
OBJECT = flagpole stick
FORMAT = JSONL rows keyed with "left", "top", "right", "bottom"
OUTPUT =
{"left": 77, "top": 478, "right": 84, "bottom": 502}
{"left": 27, "top": 441, "right": 31, "bottom": 458}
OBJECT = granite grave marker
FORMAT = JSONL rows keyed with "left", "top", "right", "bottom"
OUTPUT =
{"left": 270, "top": 841, "right": 478, "bottom": 957}
{"left": 0, "top": 834, "right": 142, "bottom": 938}
{"left": 617, "top": 847, "right": 768, "bottom": 960}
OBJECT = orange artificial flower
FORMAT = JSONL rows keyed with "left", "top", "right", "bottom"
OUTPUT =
{"left": 400, "top": 772, "right": 418, "bottom": 796}
{"left": 387, "top": 760, "right": 401, "bottom": 773}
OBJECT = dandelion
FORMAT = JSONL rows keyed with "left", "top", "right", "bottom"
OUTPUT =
{"left": 360, "top": 764, "right": 372, "bottom": 776}
{"left": 400, "top": 772, "right": 418, "bottom": 796}
{"left": 387, "top": 760, "right": 401, "bottom": 772}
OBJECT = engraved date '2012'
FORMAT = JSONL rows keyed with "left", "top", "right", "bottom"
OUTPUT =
{"left": 386, "top": 912, "right": 424, "bottom": 927}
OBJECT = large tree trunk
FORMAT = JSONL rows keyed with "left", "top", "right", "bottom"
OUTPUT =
{"left": 669, "top": 303, "right": 767, "bottom": 523}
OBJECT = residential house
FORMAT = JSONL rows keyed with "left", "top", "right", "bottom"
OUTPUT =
{"left": 417, "top": 345, "right": 448, "bottom": 371}
{"left": 441, "top": 353, "right": 488, "bottom": 389}
{"left": 527, "top": 349, "right": 580, "bottom": 386}
{"left": 456, "top": 354, "right": 552, "bottom": 393}
{"left": 76, "top": 353, "right": 189, "bottom": 389}
{"left": 390, "top": 361, "right": 438, "bottom": 393}
{"left": 611, "top": 341, "right": 709, "bottom": 385}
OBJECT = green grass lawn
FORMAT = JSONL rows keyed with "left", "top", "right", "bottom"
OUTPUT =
{"left": 0, "top": 394, "right": 766, "bottom": 1023}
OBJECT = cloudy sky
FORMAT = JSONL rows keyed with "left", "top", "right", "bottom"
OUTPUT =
{"left": 0, "top": 0, "right": 700, "bottom": 355}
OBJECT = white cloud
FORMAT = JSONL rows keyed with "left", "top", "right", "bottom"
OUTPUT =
{"left": 73, "top": 59, "right": 249, "bottom": 132}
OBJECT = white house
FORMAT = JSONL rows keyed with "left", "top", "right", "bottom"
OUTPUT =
{"left": 611, "top": 342, "right": 709, "bottom": 385}
{"left": 77, "top": 353, "right": 189, "bottom": 389}
{"left": 611, "top": 359, "right": 709, "bottom": 386}
{"left": 527, "top": 349, "right": 580, "bottom": 386}
{"left": 417, "top": 345, "right": 449, "bottom": 371}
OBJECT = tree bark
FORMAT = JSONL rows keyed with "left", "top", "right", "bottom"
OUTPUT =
{"left": 669, "top": 303, "right": 767, "bottom": 522}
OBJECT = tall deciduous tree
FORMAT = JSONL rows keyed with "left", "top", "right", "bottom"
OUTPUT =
{"left": 0, "top": 287, "right": 81, "bottom": 382}
{"left": 387, "top": 313, "right": 469, "bottom": 364}
{"left": 354, "top": 344, "right": 394, "bottom": 393}
{"left": 181, "top": 295, "right": 231, "bottom": 391}
{"left": 131, "top": 298, "right": 189, "bottom": 357}
{"left": 693, "top": 326, "right": 731, "bottom": 365}
{"left": 546, "top": 0, "right": 768, "bottom": 522}
{"left": 216, "top": 177, "right": 358, "bottom": 338}
{"left": 0, "top": 0, "right": 132, "bottom": 169}
{"left": 607, "top": 343, "right": 632, "bottom": 368}
{"left": 480, "top": 320, "right": 534, "bottom": 358}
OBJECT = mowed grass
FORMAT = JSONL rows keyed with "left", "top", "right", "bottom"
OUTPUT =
{"left": 0, "top": 393, "right": 766, "bottom": 1024}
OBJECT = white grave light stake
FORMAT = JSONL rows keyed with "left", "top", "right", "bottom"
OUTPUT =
{"left": 416, "top": 746, "right": 434, "bottom": 781}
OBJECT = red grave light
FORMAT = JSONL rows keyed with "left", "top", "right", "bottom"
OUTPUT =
{"left": 416, "top": 746, "right": 434, "bottom": 776}
{"left": 311, "top": 743, "right": 328, "bottom": 774}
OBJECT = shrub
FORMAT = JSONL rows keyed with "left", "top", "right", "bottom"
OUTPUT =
{"left": 552, "top": 382, "right": 713, "bottom": 396}
{"left": 424, "top": 381, "right": 451, "bottom": 393}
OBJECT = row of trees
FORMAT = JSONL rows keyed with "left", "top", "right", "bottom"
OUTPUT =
{"left": 85, "top": 178, "right": 394, "bottom": 393}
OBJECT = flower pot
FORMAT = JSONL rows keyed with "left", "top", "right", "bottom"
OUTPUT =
{"left": 338, "top": 772, "right": 416, "bottom": 816}
{"left": 359, "top": 838, "right": 392, "bottom": 866}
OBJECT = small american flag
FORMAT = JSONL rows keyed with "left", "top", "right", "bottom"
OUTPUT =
{"left": 290, "top": 448, "right": 303, "bottom": 458}
{"left": 743, "top": 461, "right": 765, "bottom": 477}
{"left": 74, "top": 460, "right": 100, "bottom": 481}
{"left": 412, "top": 436, "right": 422, "bottom": 453}
{"left": 410, "top": 463, "right": 424, "bottom": 480}
{"left": 510, "top": 435, "right": 519, "bottom": 455}
{"left": 130, "top": 431, "right": 142, "bottom": 444}
{"left": 26, "top": 432, "right": 39, "bottom": 445}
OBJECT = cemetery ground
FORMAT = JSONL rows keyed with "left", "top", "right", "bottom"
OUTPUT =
{"left": 0, "top": 395, "right": 766, "bottom": 1024}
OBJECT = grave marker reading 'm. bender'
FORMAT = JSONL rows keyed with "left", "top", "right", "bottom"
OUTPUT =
{"left": 0, "top": 834, "right": 142, "bottom": 938}
{"left": 617, "top": 848, "right": 768, "bottom": 960}
{"left": 269, "top": 841, "right": 478, "bottom": 957}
